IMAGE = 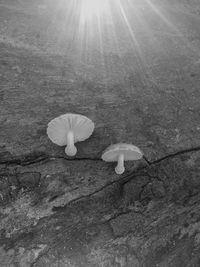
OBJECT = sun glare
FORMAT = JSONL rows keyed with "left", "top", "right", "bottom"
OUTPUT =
{"left": 56, "top": 0, "right": 191, "bottom": 80}
{"left": 80, "top": 0, "right": 109, "bottom": 22}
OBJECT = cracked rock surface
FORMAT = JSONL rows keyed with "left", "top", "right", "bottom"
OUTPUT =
{"left": 0, "top": 0, "right": 200, "bottom": 266}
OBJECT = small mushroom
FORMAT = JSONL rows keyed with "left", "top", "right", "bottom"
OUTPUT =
{"left": 101, "top": 143, "right": 143, "bottom": 174}
{"left": 47, "top": 113, "right": 94, "bottom": 156}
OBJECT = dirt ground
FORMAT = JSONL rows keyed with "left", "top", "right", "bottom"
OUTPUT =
{"left": 0, "top": 0, "right": 200, "bottom": 266}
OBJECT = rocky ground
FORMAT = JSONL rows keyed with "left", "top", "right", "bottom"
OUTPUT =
{"left": 0, "top": 0, "right": 200, "bottom": 266}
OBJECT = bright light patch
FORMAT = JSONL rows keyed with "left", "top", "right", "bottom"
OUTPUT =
{"left": 80, "top": 0, "right": 109, "bottom": 22}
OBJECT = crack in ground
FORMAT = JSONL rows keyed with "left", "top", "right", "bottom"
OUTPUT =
{"left": 0, "top": 153, "right": 101, "bottom": 166}
{"left": 0, "top": 146, "right": 199, "bottom": 216}
{"left": 151, "top": 146, "right": 200, "bottom": 165}
{"left": 53, "top": 171, "right": 147, "bottom": 211}
{"left": 53, "top": 171, "right": 165, "bottom": 213}
{"left": 3, "top": 147, "right": 200, "bottom": 266}
{"left": 0, "top": 146, "right": 200, "bottom": 167}
{"left": 0, "top": 146, "right": 198, "bottom": 211}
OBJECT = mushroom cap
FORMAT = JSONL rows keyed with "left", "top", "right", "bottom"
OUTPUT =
{"left": 101, "top": 143, "right": 143, "bottom": 162}
{"left": 47, "top": 113, "right": 94, "bottom": 146}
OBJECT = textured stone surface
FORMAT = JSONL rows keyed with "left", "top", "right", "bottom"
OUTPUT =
{"left": 0, "top": 0, "right": 200, "bottom": 266}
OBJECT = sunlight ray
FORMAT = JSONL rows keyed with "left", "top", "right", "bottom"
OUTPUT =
{"left": 145, "top": 0, "right": 200, "bottom": 55}
{"left": 116, "top": 0, "right": 152, "bottom": 80}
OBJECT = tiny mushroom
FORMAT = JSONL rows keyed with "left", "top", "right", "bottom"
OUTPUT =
{"left": 47, "top": 113, "right": 94, "bottom": 156}
{"left": 101, "top": 143, "right": 143, "bottom": 174}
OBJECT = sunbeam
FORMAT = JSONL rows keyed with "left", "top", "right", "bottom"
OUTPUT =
{"left": 42, "top": 0, "right": 200, "bottom": 83}
{"left": 80, "top": 0, "right": 109, "bottom": 22}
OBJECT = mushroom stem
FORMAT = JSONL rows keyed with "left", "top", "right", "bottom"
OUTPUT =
{"left": 115, "top": 154, "right": 125, "bottom": 174}
{"left": 65, "top": 131, "right": 77, "bottom": 156}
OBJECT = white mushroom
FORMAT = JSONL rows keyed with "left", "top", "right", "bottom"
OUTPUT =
{"left": 47, "top": 113, "right": 95, "bottom": 156}
{"left": 101, "top": 143, "right": 143, "bottom": 174}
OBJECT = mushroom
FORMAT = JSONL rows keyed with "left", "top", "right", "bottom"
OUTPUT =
{"left": 101, "top": 143, "right": 143, "bottom": 174}
{"left": 47, "top": 113, "right": 95, "bottom": 156}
